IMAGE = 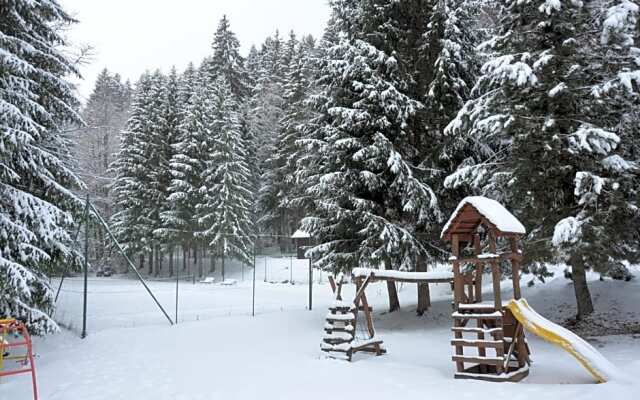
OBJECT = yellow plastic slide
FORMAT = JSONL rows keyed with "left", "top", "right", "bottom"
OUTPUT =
{"left": 507, "top": 298, "right": 624, "bottom": 383}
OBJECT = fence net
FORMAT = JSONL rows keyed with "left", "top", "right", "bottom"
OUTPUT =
{"left": 53, "top": 235, "right": 329, "bottom": 337}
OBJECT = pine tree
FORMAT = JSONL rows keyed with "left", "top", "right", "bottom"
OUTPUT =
{"left": 207, "top": 15, "right": 249, "bottom": 100}
{"left": 445, "top": 0, "right": 640, "bottom": 318}
{"left": 153, "top": 67, "right": 182, "bottom": 275}
{"left": 0, "top": 0, "right": 83, "bottom": 334}
{"left": 111, "top": 73, "right": 156, "bottom": 265}
{"left": 161, "top": 68, "right": 211, "bottom": 274}
{"left": 265, "top": 35, "right": 319, "bottom": 241}
{"left": 300, "top": 0, "right": 442, "bottom": 308}
{"left": 250, "top": 33, "right": 287, "bottom": 234}
{"left": 198, "top": 78, "right": 255, "bottom": 281}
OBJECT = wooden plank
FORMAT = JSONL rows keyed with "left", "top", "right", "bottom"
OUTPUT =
{"left": 328, "top": 275, "right": 336, "bottom": 294}
{"left": 451, "top": 327, "right": 502, "bottom": 335}
{"left": 452, "top": 355, "right": 504, "bottom": 365}
{"left": 452, "top": 234, "right": 463, "bottom": 308}
{"left": 451, "top": 339, "right": 504, "bottom": 349}
{"left": 353, "top": 273, "right": 373, "bottom": 305}
{"left": 453, "top": 318, "right": 464, "bottom": 372}
{"left": 503, "top": 323, "right": 522, "bottom": 369}
{"left": 488, "top": 231, "right": 501, "bottom": 313}
{"left": 452, "top": 253, "right": 522, "bottom": 265}
{"left": 473, "top": 234, "right": 483, "bottom": 304}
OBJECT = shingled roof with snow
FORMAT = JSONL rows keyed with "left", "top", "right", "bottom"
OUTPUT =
{"left": 441, "top": 196, "right": 526, "bottom": 240}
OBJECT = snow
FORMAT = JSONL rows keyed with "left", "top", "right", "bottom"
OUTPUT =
{"left": 553, "top": 217, "right": 583, "bottom": 246}
{"left": 477, "top": 253, "right": 499, "bottom": 259}
{"left": 291, "top": 229, "right": 311, "bottom": 239}
{"left": 602, "top": 155, "right": 634, "bottom": 172}
{"left": 441, "top": 196, "right": 526, "bottom": 237}
{"left": 352, "top": 267, "right": 454, "bottom": 281}
{"left": 4, "top": 262, "right": 640, "bottom": 399}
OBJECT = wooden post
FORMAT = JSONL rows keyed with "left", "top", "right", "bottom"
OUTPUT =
{"left": 489, "top": 230, "right": 501, "bottom": 310}
{"left": 452, "top": 234, "right": 463, "bottom": 308}
{"left": 510, "top": 237, "right": 522, "bottom": 300}
{"left": 473, "top": 234, "right": 483, "bottom": 303}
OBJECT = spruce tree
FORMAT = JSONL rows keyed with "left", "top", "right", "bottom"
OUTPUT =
{"left": 301, "top": 0, "right": 442, "bottom": 312}
{"left": 207, "top": 15, "right": 249, "bottom": 100}
{"left": 445, "top": 0, "right": 639, "bottom": 318}
{"left": 111, "top": 73, "right": 156, "bottom": 266}
{"left": 198, "top": 78, "right": 255, "bottom": 280}
{"left": 0, "top": 0, "right": 83, "bottom": 333}
{"left": 162, "top": 68, "right": 212, "bottom": 275}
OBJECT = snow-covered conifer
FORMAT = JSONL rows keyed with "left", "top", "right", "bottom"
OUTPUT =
{"left": 0, "top": 0, "right": 84, "bottom": 333}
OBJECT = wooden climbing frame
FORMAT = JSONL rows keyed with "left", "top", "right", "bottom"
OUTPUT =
{"left": 0, "top": 319, "right": 39, "bottom": 400}
{"left": 321, "top": 274, "right": 385, "bottom": 361}
{"left": 442, "top": 198, "right": 531, "bottom": 382}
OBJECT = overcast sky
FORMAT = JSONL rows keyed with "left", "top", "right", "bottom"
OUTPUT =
{"left": 61, "top": 0, "right": 331, "bottom": 101}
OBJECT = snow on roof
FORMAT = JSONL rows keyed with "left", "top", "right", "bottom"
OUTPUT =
{"left": 441, "top": 196, "right": 526, "bottom": 238}
{"left": 291, "top": 229, "right": 311, "bottom": 239}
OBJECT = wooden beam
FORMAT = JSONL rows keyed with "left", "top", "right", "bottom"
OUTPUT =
{"left": 488, "top": 231, "right": 501, "bottom": 312}
{"left": 452, "top": 234, "right": 463, "bottom": 308}
{"left": 510, "top": 237, "right": 522, "bottom": 300}
{"left": 473, "top": 234, "right": 483, "bottom": 303}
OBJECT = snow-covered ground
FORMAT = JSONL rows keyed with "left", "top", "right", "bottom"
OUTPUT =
{"left": 3, "top": 262, "right": 640, "bottom": 400}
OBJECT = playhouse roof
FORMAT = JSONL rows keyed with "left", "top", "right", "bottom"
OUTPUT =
{"left": 441, "top": 196, "right": 526, "bottom": 240}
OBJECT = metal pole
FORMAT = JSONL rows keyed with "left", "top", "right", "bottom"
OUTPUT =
{"left": 264, "top": 255, "right": 267, "bottom": 282}
{"left": 308, "top": 258, "right": 313, "bottom": 310}
{"left": 88, "top": 202, "right": 174, "bottom": 325}
{"left": 252, "top": 242, "right": 256, "bottom": 317}
{"left": 81, "top": 195, "right": 90, "bottom": 339}
{"left": 290, "top": 256, "right": 293, "bottom": 284}
{"left": 175, "top": 262, "right": 179, "bottom": 325}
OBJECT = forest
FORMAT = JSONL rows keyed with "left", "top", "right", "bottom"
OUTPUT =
{"left": 1, "top": 0, "right": 639, "bottom": 337}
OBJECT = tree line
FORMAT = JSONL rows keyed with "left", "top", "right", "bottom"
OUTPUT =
{"left": 1, "top": 0, "right": 638, "bottom": 334}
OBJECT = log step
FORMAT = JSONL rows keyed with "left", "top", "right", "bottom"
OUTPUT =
{"left": 325, "top": 313, "right": 355, "bottom": 321}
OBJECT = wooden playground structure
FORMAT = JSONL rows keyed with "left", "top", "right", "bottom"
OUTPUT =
{"left": 442, "top": 197, "right": 530, "bottom": 382}
{"left": 319, "top": 197, "right": 531, "bottom": 381}
{"left": 321, "top": 268, "right": 454, "bottom": 361}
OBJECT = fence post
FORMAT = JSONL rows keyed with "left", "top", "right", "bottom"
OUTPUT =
{"left": 252, "top": 241, "right": 256, "bottom": 317}
{"left": 175, "top": 267, "right": 179, "bottom": 324}
{"left": 308, "top": 259, "right": 313, "bottom": 310}
{"left": 81, "top": 194, "right": 90, "bottom": 339}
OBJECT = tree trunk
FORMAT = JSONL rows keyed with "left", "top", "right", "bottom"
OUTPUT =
{"left": 416, "top": 253, "right": 430, "bottom": 315}
{"left": 222, "top": 254, "right": 226, "bottom": 283}
{"left": 139, "top": 253, "right": 145, "bottom": 271}
{"left": 148, "top": 249, "right": 154, "bottom": 275}
{"left": 182, "top": 247, "right": 187, "bottom": 272}
{"left": 157, "top": 247, "right": 162, "bottom": 276}
{"left": 209, "top": 250, "right": 216, "bottom": 273}
{"left": 571, "top": 258, "right": 594, "bottom": 319}
{"left": 384, "top": 258, "right": 400, "bottom": 312}
{"left": 168, "top": 247, "right": 174, "bottom": 277}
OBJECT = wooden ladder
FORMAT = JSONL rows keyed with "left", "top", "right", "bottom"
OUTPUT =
{"left": 321, "top": 302, "right": 357, "bottom": 361}
{"left": 451, "top": 304, "right": 530, "bottom": 381}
